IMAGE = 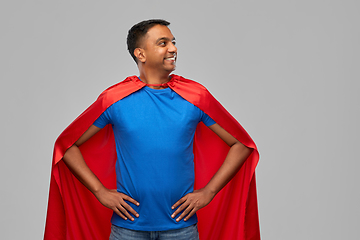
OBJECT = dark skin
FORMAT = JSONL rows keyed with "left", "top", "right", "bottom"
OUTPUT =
{"left": 63, "top": 24, "right": 252, "bottom": 223}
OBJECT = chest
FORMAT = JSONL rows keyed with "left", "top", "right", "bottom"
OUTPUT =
{"left": 108, "top": 88, "right": 202, "bottom": 136}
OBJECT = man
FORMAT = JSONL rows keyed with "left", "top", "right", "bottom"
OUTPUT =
{"left": 44, "top": 19, "right": 260, "bottom": 240}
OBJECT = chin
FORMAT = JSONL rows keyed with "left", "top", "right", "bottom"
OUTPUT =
{"left": 164, "top": 66, "right": 176, "bottom": 73}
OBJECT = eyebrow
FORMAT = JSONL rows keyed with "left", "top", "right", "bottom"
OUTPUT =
{"left": 156, "top": 37, "right": 176, "bottom": 43}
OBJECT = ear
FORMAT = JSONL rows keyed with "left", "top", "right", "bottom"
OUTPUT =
{"left": 134, "top": 48, "right": 146, "bottom": 63}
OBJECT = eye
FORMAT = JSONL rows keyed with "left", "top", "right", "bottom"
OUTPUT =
{"left": 159, "top": 41, "right": 166, "bottom": 46}
{"left": 172, "top": 40, "right": 176, "bottom": 45}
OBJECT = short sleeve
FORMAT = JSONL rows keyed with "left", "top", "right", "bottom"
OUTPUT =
{"left": 93, "top": 108, "right": 111, "bottom": 128}
{"left": 200, "top": 111, "right": 216, "bottom": 126}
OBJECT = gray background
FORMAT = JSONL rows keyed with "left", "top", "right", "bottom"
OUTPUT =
{"left": 1, "top": 0, "right": 359, "bottom": 239}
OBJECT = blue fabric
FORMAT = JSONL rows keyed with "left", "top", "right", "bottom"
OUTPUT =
{"left": 109, "top": 224, "right": 199, "bottom": 240}
{"left": 93, "top": 86, "right": 215, "bottom": 231}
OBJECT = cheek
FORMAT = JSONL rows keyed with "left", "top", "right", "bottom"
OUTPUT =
{"left": 155, "top": 48, "right": 167, "bottom": 55}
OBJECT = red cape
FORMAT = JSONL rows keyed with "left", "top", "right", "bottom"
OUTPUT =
{"left": 44, "top": 75, "right": 260, "bottom": 240}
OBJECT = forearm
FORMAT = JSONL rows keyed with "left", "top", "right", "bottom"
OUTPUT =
{"left": 171, "top": 141, "right": 252, "bottom": 221}
{"left": 63, "top": 145, "right": 105, "bottom": 196}
{"left": 203, "top": 142, "right": 252, "bottom": 196}
{"left": 63, "top": 144, "right": 140, "bottom": 220}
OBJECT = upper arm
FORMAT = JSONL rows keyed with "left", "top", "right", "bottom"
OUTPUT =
{"left": 207, "top": 123, "right": 250, "bottom": 152}
{"left": 74, "top": 124, "right": 102, "bottom": 147}
{"left": 207, "top": 123, "right": 239, "bottom": 147}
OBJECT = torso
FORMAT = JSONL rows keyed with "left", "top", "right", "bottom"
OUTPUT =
{"left": 94, "top": 86, "right": 214, "bottom": 231}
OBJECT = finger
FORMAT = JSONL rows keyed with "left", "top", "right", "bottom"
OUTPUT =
{"left": 117, "top": 204, "right": 135, "bottom": 221}
{"left": 121, "top": 193, "right": 140, "bottom": 206}
{"left": 171, "top": 201, "right": 189, "bottom": 219}
{"left": 171, "top": 197, "right": 186, "bottom": 210}
{"left": 113, "top": 207, "right": 127, "bottom": 220}
{"left": 176, "top": 204, "right": 194, "bottom": 222}
{"left": 121, "top": 200, "right": 139, "bottom": 218}
{"left": 183, "top": 208, "right": 197, "bottom": 222}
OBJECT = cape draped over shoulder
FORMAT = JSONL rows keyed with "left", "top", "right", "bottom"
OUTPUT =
{"left": 44, "top": 75, "right": 260, "bottom": 240}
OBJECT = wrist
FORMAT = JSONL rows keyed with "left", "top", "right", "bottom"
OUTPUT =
{"left": 203, "top": 186, "right": 217, "bottom": 198}
{"left": 92, "top": 184, "right": 107, "bottom": 198}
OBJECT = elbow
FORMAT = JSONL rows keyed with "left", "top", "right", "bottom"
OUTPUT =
{"left": 233, "top": 141, "right": 252, "bottom": 158}
{"left": 63, "top": 144, "right": 78, "bottom": 162}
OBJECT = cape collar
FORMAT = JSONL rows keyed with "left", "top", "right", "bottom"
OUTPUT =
{"left": 130, "top": 74, "right": 178, "bottom": 89}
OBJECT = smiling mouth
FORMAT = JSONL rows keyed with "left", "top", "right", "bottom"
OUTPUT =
{"left": 165, "top": 57, "right": 176, "bottom": 61}
{"left": 165, "top": 53, "right": 177, "bottom": 62}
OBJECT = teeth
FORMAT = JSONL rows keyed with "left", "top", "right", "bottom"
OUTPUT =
{"left": 166, "top": 57, "right": 175, "bottom": 61}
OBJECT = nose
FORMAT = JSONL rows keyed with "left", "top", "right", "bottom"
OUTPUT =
{"left": 169, "top": 42, "right": 177, "bottom": 53}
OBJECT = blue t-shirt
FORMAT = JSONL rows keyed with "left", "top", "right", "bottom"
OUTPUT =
{"left": 93, "top": 86, "right": 215, "bottom": 231}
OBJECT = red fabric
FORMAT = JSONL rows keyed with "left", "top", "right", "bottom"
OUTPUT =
{"left": 44, "top": 75, "right": 260, "bottom": 240}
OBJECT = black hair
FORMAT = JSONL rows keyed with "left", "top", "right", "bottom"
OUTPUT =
{"left": 127, "top": 19, "right": 170, "bottom": 63}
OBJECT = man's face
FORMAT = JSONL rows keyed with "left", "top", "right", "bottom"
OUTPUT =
{"left": 140, "top": 24, "right": 177, "bottom": 73}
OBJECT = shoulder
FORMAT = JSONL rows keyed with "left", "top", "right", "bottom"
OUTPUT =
{"left": 95, "top": 76, "right": 144, "bottom": 104}
{"left": 169, "top": 74, "right": 217, "bottom": 110}
{"left": 98, "top": 76, "right": 137, "bottom": 97}
{"left": 170, "top": 74, "right": 212, "bottom": 99}
{"left": 171, "top": 74, "right": 208, "bottom": 91}
{"left": 171, "top": 74, "right": 212, "bottom": 96}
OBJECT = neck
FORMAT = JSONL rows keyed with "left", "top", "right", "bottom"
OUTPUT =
{"left": 138, "top": 68, "right": 172, "bottom": 89}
